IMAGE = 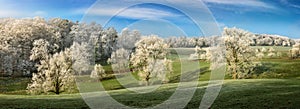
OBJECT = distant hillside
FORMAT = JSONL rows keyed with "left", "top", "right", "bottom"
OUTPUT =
{"left": 166, "top": 34, "right": 296, "bottom": 48}
{"left": 251, "top": 34, "right": 295, "bottom": 46}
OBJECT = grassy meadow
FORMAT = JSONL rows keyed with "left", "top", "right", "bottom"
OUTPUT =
{"left": 1, "top": 46, "right": 300, "bottom": 108}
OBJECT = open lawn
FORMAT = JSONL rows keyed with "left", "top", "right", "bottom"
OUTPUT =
{"left": 0, "top": 79, "right": 299, "bottom": 108}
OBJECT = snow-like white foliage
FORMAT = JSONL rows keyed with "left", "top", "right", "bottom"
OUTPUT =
{"left": 48, "top": 18, "right": 74, "bottom": 50}
{"left": 223, "top": 27, "right": 256, "bottom": 79}
{"left": 269, "top": 47, "right": 275, "bottom": 53}
{"left": 100, "top": 27, "right": 118, "bottom": 60}
{"left": 90, "top": 64, "right": 106, "bottom": 79}
{"left": 255, "top": 34, "right": 295, "bottom": 46}
{"left": 256, "top": 52, "right": 265, "bottom": 59}
{"left": 205, "top": 37, "right": 226, "bottom": 70}
{"left": 69, "top": 22, "right": 118, "bottom": 61}
{"left": 107, "top": 48, "right": 130, "bottom": 73}
{"left": 130, "top": 35, "right": 172, "bottom": 85}
{"left": 189, "top": 46, "right": 207, "bottom": 60}
{"left": 27, "top": 49, "right": 76, "bottom": 94}
{"left": 0, "top": 17, "right": 75, "bottom": 76}
{"left": 145, "top": 58, "right": 173, "bottom": 84}
{"left": 117, "top": 28, "right": 141, "bottom": 50}
{"left": 267, "top": 47, "right": 276, "bottom": 58}
{"left": 289, "top": 43, "right": 300, "bottom": 58}
{"left": 0, "top": 17, "right": 55, "bottom": 76}
{"left": 277, "top": 52, "right": 282, "bottom": 57}
{"left": 165, "top": 32, "right": 296, "bottom": 48}
{"left": 261, "top": 47, "right": 267, "bottom": 53}
{"left": 165, "top": 37, "right": 210, "bottom": 48}
{"left": 69, "top": 22, "right": 101, "bottom": 44}
{"left": 70, "top": 42, "right": 94, "bottom": 75}
{"left": 255, "top": 48, "right": 265, "bottom": 59}
{"left": 30, "top": 39, "right": 59, "bottom": 62}
{"left": 267, "top": 52, "right": 276, "bottom": 58}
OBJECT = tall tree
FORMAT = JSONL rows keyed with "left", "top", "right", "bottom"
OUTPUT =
{"left": 130, "top": 35, "right": 172, "bottom": 85}
{"left": 27, "top": 49, "right": 76, "bottom": 94}
{"left": 70, "top": 42, "right": 94, "bottom": 75}
{"left": 224, "top": 27, "right": 256, "bottom": 79}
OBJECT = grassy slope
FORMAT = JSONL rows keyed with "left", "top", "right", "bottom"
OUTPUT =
{"left": 0, "top": 79, "right": 299, "bottom": 108}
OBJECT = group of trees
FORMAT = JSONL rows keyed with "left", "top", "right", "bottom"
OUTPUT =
{"left": 253, "top": 34, "right": 295, "bottom": 46}
{"left": 2, "top": 17, "right": 299, "bottom": 94}
{"left": 0, "top": 17, "right": 121, "bottom": 94}
{"left": 190, "top": 27, "right": 300, "bottom": 79}
{"left": 0, "top": 17, "right": 119, "bottom": 77}
{"left": 166, "top": 34, "right": 296, "bottom": 48}
{"left": 0, "top": 17, "right": 70, "bottom": 77}
{"left": 191, "top": 28, "right": 257, "bottom": 79}
{"left": 191, "top": 28, "right": 290, "bottom": 79}
{"left": 0, "top": 17, "right": 173, "bottom": 94}
{"left": 165, "top": 37, "right": 211, "bottom": 48}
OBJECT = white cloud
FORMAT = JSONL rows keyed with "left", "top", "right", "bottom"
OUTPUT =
{"left": 280, "top": 0, "right": 300, "bottom": 9}
{"left": 77, "top": 7, "right": 181, "bottom": 19}
{"left": 118, "top": 8, "right": 181, "bottom": 19}
{"left": 33, "top": 11, "right": 48, "bottom": 17}
{"left": 0, "top": 10, "right": 23, "bottom": 17}
{"left": 217, "top": 22, "right": 226, "bottom": 28}
{"left": 0, "top": 9, "right": 48, "bottom": 18}
{"left": 203, "top": 0, "right": 276, "bottom": 9}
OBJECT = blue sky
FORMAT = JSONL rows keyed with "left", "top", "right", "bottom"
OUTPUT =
{"left": 0, "top": 0, "right": 299, "bottom": 38}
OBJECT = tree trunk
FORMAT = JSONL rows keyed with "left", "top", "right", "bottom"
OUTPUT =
{"left": 55, "top": 77, "right": 60, "bottom": 95}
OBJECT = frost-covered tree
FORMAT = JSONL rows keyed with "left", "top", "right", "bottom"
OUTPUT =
{"left": 276, "top": 52, "right": 282, "bottom": 57}
{"left": 29, "top": 39, "right": 59, "bottom": 77}
{"left": 69, "top": 22, "right": 102, "bottom": 61}
{"left": 30, "top": 39, "right": 58, "bottom": 62}
{"left": 224, "top": 27, "right": 256, "bottom": 79}
{"left": 0, "top": 18, "right": 50, "bottom": 76}
{"left": 70, "top": 42, "right": 94, "bottom": 75}
{"left": 255, "top": 49, "right": 265, "bottom": 60}
{"left": 289, "top": 43, "right": 300, "bottom": 59}
{"left": 90, "top": 64, "right": 106, "bottom": 79}
{"left": 69, "top": 22, "right": 101, "bottom": 44}
{"left": 100, "top": 27, "right": 118, "bottom": 60}
{"left": 117, "top": 28, "right": 141, "bottom": 50}
{"left": 69, "top": 22, "right": 118, "bottom": 62}
{"left": 189, "top": 46, "right": 207, "bottom": 60}
{"left": 146, "top": 58, "right": 172, "bottom": 84}
{"left": 261, "top": 47, "right": 267, "bottom": 53}
{"left": 130, "top": 35, "right": 172, "bottom": 85}
{"left": 27, "top": 49, "right": 76, "bottom": 95}
{"left": 0, "top": 17, "right": 73, "bottom": 77}
{"left": 274, "top": 38, "right": 283, "bottom": 46}
{"left": 267, "top": 47, "right": 276, "bottom": 58}
{"left": 48, "top": 18, "right": 74, "bottom": 50}
{"left": 107, "top": 48, "right": 130, "bottom": 73}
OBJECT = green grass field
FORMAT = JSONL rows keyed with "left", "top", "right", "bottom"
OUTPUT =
{"left": 1, "top": 79, "right": 299, "bottom": 108}
{"left": 1, "top": 46, "right": 300, "bottom": 108}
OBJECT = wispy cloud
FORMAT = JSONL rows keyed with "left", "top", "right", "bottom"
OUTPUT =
{"left": 203, "top": 0, "right": 276, "bottom": 9}
{"left": 0, "top": 9, "right": 48, "bottom": 18}
{"left": 76, "top": 7, "right": 181, "bottom": 19}
{"left": 0, "top": 10, "right": 23, "bottom": 17}
{"left": 280, "top": 0, "right": 300, "bottom": 9}
{"left": 33, "top": 11, "right": 48, "bottom": 17}
{"left": 0, "top": 1, "right": 48, "bottom": 18}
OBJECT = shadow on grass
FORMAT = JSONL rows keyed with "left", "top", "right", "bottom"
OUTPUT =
{"left": 169, "top": 67, "right": 210, "bottom": 83}
{"left": 0, "top": 95, "right": 89, "bottom": 109}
